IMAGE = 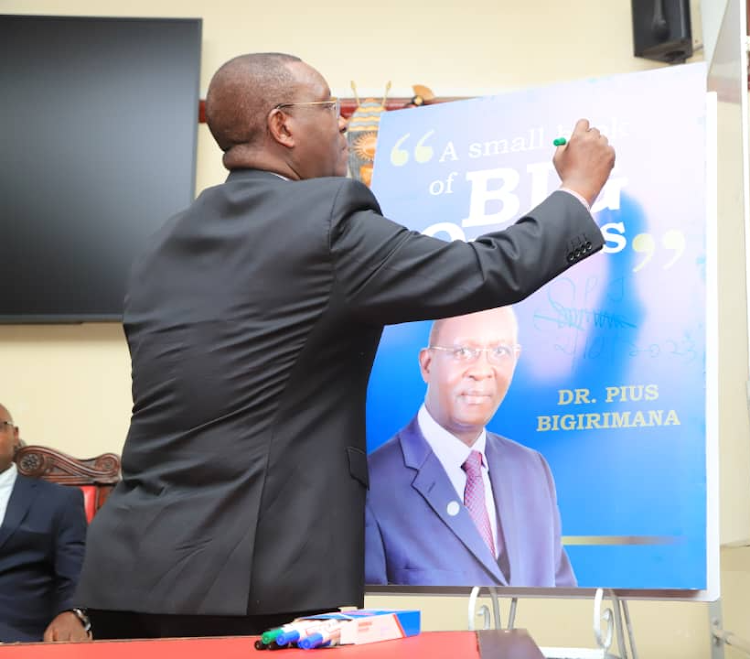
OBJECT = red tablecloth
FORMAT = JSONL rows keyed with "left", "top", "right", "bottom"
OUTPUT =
{"left": 0, "top": 629, "right": 545, "bottom": 658}
{"left": 0, "top": 631, "right": 480, "bottom": 659}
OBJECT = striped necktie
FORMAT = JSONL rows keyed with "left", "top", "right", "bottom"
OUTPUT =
{"left": 462, "top": 450, "right": 496, "bottom": 556}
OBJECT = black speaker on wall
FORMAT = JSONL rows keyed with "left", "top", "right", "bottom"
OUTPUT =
{"left": 632, "top": 0, "right": 693, "bottom": 64}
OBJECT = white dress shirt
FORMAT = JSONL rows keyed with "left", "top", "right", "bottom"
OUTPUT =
{"left": 558, "top": 187, "right": 592, "bottom": 212}
{"left": 417, "top": 404, "right": 499, "bottom": 556}
{"left": 0, "top": 463, "right": 18, "bottom": 527}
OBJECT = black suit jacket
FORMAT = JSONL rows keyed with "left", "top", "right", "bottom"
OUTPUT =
{"left": 76, "top": 171, "right": 602, "bottom": 616}
{"left": 0, "top": 474, "right": 87, "bottom": 642}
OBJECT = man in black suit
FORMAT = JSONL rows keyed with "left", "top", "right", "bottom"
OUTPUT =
{"left": 76, "top": 52, "right": 614, "bottom": 639}
{"left": 0, "top": 404, "right": 89, "bottom": 643}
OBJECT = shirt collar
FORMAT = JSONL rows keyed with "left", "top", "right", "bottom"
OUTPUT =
{"left": 0, "top": 462, "right": 18, "bottom": 489}
{"left": 418, "top": 404, "right": 489, "bottom": 471}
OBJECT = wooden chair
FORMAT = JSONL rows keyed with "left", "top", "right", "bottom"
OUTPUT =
{"left": 14, "top": 445, "right": 121, "bottom": 522}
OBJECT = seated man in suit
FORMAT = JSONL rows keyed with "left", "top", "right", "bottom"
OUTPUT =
{"left": 365, "top": 306, "right": 576, "bottom": 587}
{"left": 0, "top": 404, "right": 89, "bottom": 643}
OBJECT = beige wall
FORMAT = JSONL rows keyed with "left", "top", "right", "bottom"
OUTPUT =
{"left": 1, "top": 0, "right": 748, "bottom": 656}
{"left": 0, "top": 0, "right": 680, "bottom": 470}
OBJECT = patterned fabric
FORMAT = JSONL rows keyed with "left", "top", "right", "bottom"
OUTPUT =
{"left": 461, "top": 451, "right": 495, "bottom": 556}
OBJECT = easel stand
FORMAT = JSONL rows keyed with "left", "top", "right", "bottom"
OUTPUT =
{"left": 710, "top": 599, "right": 750, "bottom": 658}
{"left": 466, "top": 587, "right": 637, "bottom": 659}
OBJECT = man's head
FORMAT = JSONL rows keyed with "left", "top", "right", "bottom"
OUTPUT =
{"left": 419, "top": 306, "right": 521, "bottom": 447}
{"left": 0, "top": 404, "right": 20, "bottom": 473}
{"left": 205, "top": 53, "right": 348, "bottom": 179}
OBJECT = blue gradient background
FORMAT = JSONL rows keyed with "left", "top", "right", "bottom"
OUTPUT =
{"left": 366, "top": 64, "right": 708, "bottom": 589}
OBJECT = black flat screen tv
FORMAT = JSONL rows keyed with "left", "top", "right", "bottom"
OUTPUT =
{"left": 0, "top": 14, "right": 202, "bottom": 322}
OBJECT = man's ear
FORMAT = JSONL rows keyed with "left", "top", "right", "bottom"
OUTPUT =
{"left": 267, "top": 108, "right": 295, "bottom": 148}
{"left": 418, "top": 348, "right": 432, "bottom": 384}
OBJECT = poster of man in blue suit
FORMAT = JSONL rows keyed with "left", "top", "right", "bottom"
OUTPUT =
{"left": 364, "top": 63, "right": 713, "bottom": 591}
{"left": 366, "top": 306, "right": 576, "bottom": 587}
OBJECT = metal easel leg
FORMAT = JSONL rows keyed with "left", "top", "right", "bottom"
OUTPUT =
{"left": 592, "top": 587, "right": 615, "bottom": 656}
{"left": 710, "top": 599, "right": 726, "bottom": 659}
{"left": 600, "top": 590, "right": 639, "bottom": 659}
{"left": 620, "top": 598, "right": 638, "bottom": 659}
{"left": 466, "top": 587, "right": 639, "bottom": 658}
{"left": 709, "top": 598, "right": 750, "bottom": 658}
{"left": 467, "top": 586, "right": 518, "bottom": 631}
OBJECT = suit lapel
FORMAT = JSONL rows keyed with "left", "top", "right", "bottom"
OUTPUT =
{"left": 0, "top": 475, "right": 38, "bottom": 551}
{"left": 486, "top": 434, "right": 518, "bottom": 583}
{"left": 400, "top": 418, "right": 507, "bottom": 584}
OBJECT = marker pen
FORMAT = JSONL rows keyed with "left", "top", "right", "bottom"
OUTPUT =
{"left": 260, "top": 627, "right": 284, "bottom": 645}
{"left": 298, "top": 627, "right": 342, "bottom": 650}
{"left": 262, "top": 619, "right": 321, "bottom": 645}
{"left": 553, "top": 137, "right": 567, "bottom": 146}
{"left": 276, "top": 618, "right": 343, "bottom": 646}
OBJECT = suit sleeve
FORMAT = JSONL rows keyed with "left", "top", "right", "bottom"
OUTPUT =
{"left": 364, "top": 498, "right": 388, "bottom": 585}
{"left": 329, "top": 179, "right": 603, "bottom": 325}
{"left": 51, "top": 487, "right": 88, "bottom": 615}
{"left": 537, "top": 454, "right": 577, "bottom": 587}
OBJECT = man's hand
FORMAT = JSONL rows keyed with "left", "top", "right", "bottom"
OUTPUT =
{"left": 553, "top": 118, "right": 616, "bottom": 207}
{"left": 43, "top": 611, "right": 91, "bottom": 643}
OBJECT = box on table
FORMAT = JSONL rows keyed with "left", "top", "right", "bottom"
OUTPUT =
{"left": 297, "top": 609, "right": 420, "bottom": 647}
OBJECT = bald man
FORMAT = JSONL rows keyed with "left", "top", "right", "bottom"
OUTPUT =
{"left": 0, "top": 404, "right": 89, "bottom": 643}
{"left": 75, "top": 52, "right": 612, "bottom": 638}
{"left": 365, "top": 308, "right": 575, "bottom": 588}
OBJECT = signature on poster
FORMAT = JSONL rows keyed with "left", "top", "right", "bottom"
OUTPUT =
{"left": 532, "top": 275, "right": 697, "bottom": 364}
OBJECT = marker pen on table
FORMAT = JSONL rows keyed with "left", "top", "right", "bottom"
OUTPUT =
{"left": 298, "top": 627, "right": 343, "bottom": 650}
{"left": 276, "top": 619, "right": 342, "bottom": 646}
{"left": 262, "top": 619, "right": 319, "bottom": 645}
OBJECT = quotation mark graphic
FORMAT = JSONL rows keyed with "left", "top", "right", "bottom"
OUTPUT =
{"left": 390, "top": 131, "right": 436, "bottom": 166}
{"left": 632, "top": 229, "right": 686, "bottom": 272}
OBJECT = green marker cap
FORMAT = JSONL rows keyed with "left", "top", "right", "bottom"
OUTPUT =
{"left": 261, "top": 628, "right": 283, "bottom": 644}
{"left": 553, "top": 137, "right": 567, "bottom": 147}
